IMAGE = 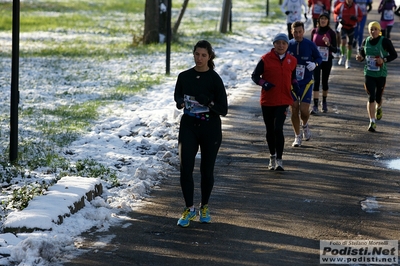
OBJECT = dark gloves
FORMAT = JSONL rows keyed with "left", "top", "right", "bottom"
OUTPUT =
{"left": 195, "top": 94, "right": 212, "bottom": 106}
{"left": 350, "top": 15, "right": 357, "bottom": 21}
{"left": 285, "top": 10, "right": 291, "bottom": 15}
{"left": 339, "top": 18, "right": 345, "bottom": 25}
{"left": 176, "top": 98, "right": 185, "bottom": 109}
{"left": 258, "top": 79, "right": 275, "bottom": 91}
{"left": 261, "top": 81, "right": 275, "bottom": 91}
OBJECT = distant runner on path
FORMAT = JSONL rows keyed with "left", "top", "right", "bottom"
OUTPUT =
{"left": 281, "top": 0, "right": 308, "bottom": 39}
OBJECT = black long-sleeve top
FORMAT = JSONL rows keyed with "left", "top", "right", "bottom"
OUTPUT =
{"left": 174, "top": 67, "right": 228, "bottom": 116}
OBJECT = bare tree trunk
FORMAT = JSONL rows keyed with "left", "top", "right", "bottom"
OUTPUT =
{"left": 143, "top": 0, "right": 159, "bottom": 44}
{"left": 172, "top": 0, "right": 189, "bottom": 36}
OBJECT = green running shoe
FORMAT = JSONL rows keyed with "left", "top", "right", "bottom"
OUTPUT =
{"left": 376, "top": 107, "right": 382, "bottom": 120}
{"left": 199, "top": 205, "right": 211, "bottom": 223}
{"left": 368, "top": 122, "right": 376, "bottom": 132}
{"left": 177, "top": 208, "right": 196, "bottom": 227}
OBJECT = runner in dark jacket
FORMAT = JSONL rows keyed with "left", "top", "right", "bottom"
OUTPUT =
{"left": 310, "top": 12, "right": 338, "bottom": 114}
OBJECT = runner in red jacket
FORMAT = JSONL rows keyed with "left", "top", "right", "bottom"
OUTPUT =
{"left": 251, "top": 33, "right": 298, "bottom": 171}
{"left": 334, "top": 0, "right": 363, "bottom": 68}
{"left": 308, "top": 0, "right": 331, "bottom": 27}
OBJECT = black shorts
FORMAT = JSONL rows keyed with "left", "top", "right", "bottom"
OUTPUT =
{"left": 340, "top": 27, "right": 355, "bottom": 45}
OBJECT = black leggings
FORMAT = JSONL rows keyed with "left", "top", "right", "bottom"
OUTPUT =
{"left": 261, "top": 105, "right": 288, "bottom": 160}
{"left": 381, "top": 26, "right": 393, "bottom": 40}
{"left": 178, "top": 114, "right": 222, "bottom": 207}
{"left": 364, "top": 75, "right": 386, "bottom": 104}
{"left": 313, "top": 58, "right": 333, "bottom": 93}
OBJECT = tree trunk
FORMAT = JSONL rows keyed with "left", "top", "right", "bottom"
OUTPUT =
{"left": 143, "top": 0, "right": 159, "bottom": 44}
{"left": 172, "top": 0, "right": 189, "bottom": 36}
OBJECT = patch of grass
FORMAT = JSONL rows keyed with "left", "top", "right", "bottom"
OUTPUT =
{"left": 18, "top": 139, "right": 68, "bottom": 170}
{"left": 62, "top": 158, "right": 119, "bottom": 188}
{"left": 43, "top": 101, "right": 100, "bottom": 122}
{"left": 107, "top": 85, "right": 144, "bottom": 101}
{"left": 39, "top": 101, "right": 101, "bottom": 146}
{"left": 18, "top": 102, "right": 100, "bottom": 148}
{"left": 18, "top": 72, "right": 160, "bottom": 147}
{"left": 21, "top": 42, "right": 132, "bottom": 58}
{"left": 20, "top": 0, "right": 144, "bottom": 13}
{"left": 0, "top": 0, "right": 284, "bottom": 57}
{"left": 5, "top": 182, "right": 49, "bottom": 210}
{"left": 0, "top": 0, "right": 145, "bottom": 30}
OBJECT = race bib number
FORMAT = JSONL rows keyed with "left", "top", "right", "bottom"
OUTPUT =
{"left": 383, "top": 10, "right": 394, "bottom": 20}
{"left": 296, "top": 65, "right": 306, "bottom": 81}
{"left": 313, "top": 4, "right": 323, "bottom": 14}
{"left": 317, "top": 46, "right": 329, "bottom": 61}
{"left": 366, "top": 56, "right": 380, "bottom": 71}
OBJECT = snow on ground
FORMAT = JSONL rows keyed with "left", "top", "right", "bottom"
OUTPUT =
{"left": 0, "top": 3, "right": 294, "bottom": 265}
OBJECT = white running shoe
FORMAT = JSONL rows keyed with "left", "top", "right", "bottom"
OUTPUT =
{"left": 338, "top": 55, "right": 345, "bottom": 65}
{"left": 345, "top": 60, "right": 351, "bottom": 69}
{"left": 275, "top": 159, "right": 284, "bottom": 171}
{"left": 303, "top": 123, "right": 311, "bottom": 141}
{"left": 292, "top": 135, "right": 302, "bottom": 147}
{"left": 268, "top": 154, "right": 276, "bottom": 170}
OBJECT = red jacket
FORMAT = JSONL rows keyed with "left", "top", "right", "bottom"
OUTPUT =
{"left": 260, "top": 49, "right": 297, "bottom": 107}
{"left": 333, "top": 0, "right": 345, "bottom": 21}
{"left": 334, "top": 1, "right": 363, "bottom": 29}
{"left": 308, "top": 0, "right": 331, "bottom": 19}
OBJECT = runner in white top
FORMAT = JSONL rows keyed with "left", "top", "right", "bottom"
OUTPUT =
{"left": 281, "top": 0, "right": 308, "bottom": 39}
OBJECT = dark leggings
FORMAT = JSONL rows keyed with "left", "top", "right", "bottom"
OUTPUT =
{"left": 178, "top": 114, "right": 222, "bottom": 207}
{"left": 313, "top": 58, "right": 333, "bottom": 93}
{"left": 261, "top": 105, "right": 288, "bottom": 160}
{"left": 364, "top": 75, "right": 386, "bottom": 104}
{"left": 381, "top": 26, "right": 393, "bottom": 40}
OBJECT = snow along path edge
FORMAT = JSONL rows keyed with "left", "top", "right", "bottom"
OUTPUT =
{"left": 3, "top": 176, "right": 103, "bottom": 233}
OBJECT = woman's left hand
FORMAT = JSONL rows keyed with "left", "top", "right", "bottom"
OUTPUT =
{"left": 376, "top": 57, "right": 384, "bottom": 65}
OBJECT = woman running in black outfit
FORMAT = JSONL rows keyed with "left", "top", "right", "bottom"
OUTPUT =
{"left": 174, "top": 40, "right": 228, "bottom": 227}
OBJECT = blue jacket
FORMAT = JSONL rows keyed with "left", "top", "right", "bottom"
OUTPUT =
{"left": 287, "top": 38, "right": 323, "bottom": 86}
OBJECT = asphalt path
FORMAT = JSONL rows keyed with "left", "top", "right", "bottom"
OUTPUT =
{"left": 66, "top": 7, "right": 400, "bottom": 266}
